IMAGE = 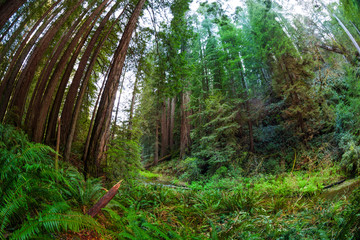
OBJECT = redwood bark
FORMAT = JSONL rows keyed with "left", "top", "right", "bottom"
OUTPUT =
{"left": 0, "top": 0, "right": 26, "bottom": 30}
{"left": 154, "top": 121, "right": 159, "bottom": 165}
{"left": 45, "top": 37, "right": 91, "bottom": 144}
{"left": 160, "top": 99, "right": 168, "bottom": 157}
{"left": 60, "top": 0, "right": 110, "bottom": 145}
{"left": 128, "top": 75, "right": 139, "bottom": 134}
{"left": 111, "top": 68, "right": 127, "bottom": 140}
{"left": 169, "top": 97, "right": 175, "bottom": 150}
{"left": 63, "top": 6, "right": 125, "bottom": 161}
{"left": 32, "top": 0, "right": 108, "bottom": 143}
{"left": 9, "top": 0, "right": 85, "bottom": 126}
{"left": 0, "top": 0, "right": 61, "bottom": 122}
{"left": 85, "top": 0, "right": 146, "bottom": 176}
{"left": 26, "top": 8, "right": 88, "bottom": 138}
{"left": 87, "top": 180, "right": 122, "bottom": 217}
{"left": 83, "top": 67, "right": 108, "bottom": 179}
{"left": 180, "top": 91, "right": 191, "bottom": 158}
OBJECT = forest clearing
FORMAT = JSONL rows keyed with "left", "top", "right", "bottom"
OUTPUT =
{"left": 1, "top": 0, "right": 360, "bottom": 239}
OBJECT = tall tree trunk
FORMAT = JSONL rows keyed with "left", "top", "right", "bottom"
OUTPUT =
{"left": 8, "top": 0, "right": 85, "bottom": 126}
{"left": 154, "top": 120, "right": 159, "bottom": 165}
{"left": 111, "top": 67, "right": 127, "bottom": 140}
{"left": 0, "top": 13, "right": 21, "bottom": 42}
{"left": 238, "top": 61, "right": 254, "bottom": 152}
{"left": 169, "top": 97, "right": 175, "bottom": 150}
{"left": 84, "top": 67, "right": 108, "bottom": 179}
{"left": 160, "top": 99, "right": 168, "bottom": 157}
{"left": 63, "top": 7, "right": 125, "bottom": 161}
{"left": 350, "top": 21, "right": 360, "bottom": 37}
{"left": 319, "top": 1, "right": 360, "bottom": 55}
{"left": 60, "top": 0, "right": 110, "bottom": 145}
{"left": 26, "top": 7, "right": 89, "bottom": 139}
{"left": 85, "top": 0, "right": 146, "bottom": 176}
{"left": 180, "top": 91, "right": 191, "bottom": 158}
{"left": 0, "top": 0, "right": 26, "bottom": 30}
{"left": 0, "top": 0, "right": 61, "bottom": 122}
{"left": 44, "top": 32, "right": 92, "bottom": 145}
{"left": 128, "top": 75, "right": 139, "bottom": 135}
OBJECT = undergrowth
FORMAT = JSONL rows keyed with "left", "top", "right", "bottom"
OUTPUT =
{"left": 1, "top": 124, "right": 360, "bottom": 239}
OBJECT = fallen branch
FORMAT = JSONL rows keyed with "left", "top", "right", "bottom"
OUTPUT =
{"left": 316, "top": 44, "right": 345, "bottom": 54}
{"left": 323, "top": 179, "right": 346, "bottom": 190}
{"left": 87, "top": 180, "right": 123, "bottom": 217}
{"left": 144, "top": 154, "right": 172, "bottom": 169}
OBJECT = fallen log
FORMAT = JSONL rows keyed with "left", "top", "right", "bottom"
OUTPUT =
{"left": 87, "top": 180, "right": 122, "bottom": 217}
{"left": 323, "top": 179, "right": 346, "bottom": 190}
{"left": 144, "top": 154, "right": 172, "bottom": 169}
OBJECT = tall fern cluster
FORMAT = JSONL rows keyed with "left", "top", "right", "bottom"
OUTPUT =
{"left": 0, "top": 124, "right": 104, "bottom": 239}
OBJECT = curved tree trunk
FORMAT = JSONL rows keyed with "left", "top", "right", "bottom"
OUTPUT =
{"left": 180, "top": 91, "right": 191, "bottom": 158}
{"left": 25, "top": 11, "right": 87, "bottom": 138}
{"left": 8, "top": 0, "right": 84, "bottom": 126}
{"left": 0, "top": 0, "right": 61, "bottom": 122}
{"left": 31, "top": 0, "right": 108, "bottom": 142}
{"left": 85, "top": 0, "right": 147, "bottom": 177}
{"left": 25, "top": 7, "right": 90, "bottom": 137}
{"left": 63, "top": 4, "right": 125, "bottom": 161}
{"left": 60, "top": 0, "right": 111, "bottom": 146}
{"left": 0, "top": 0, "right": 27, "bottom": 30}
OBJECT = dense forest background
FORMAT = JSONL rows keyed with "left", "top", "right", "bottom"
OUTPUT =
{"left": 1, "top": 0, "right": 360, "bottom": 239}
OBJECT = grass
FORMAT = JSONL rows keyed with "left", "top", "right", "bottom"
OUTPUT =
{"left": 100, "top": 164, "right": 357, "bottom": 239}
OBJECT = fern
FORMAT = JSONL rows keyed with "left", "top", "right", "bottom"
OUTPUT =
{"left": 0, "top": 125, "right": 108, "bottom": 239}
{"left": 10, "top": 210, "right": 105, "bottom": 240}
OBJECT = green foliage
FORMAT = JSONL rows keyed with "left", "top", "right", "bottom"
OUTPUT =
{"left": 0, "top": 124, "right": 105, "bottom": 239}
{"left": 107, "top": 126, "right": 143, "bottom": 182}
{"left": 190, "top": 94, "right": 241, "bottom": 176}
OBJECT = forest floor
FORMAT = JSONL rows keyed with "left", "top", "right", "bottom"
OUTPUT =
{"left": 128, "top": 159, "right": 360, "bottom": 239}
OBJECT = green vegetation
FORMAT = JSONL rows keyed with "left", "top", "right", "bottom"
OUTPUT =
{"left": 1, "top": 0, "right": 360, "bottom": 239}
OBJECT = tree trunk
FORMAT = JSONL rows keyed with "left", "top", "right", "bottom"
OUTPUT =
{"left": 8, "top": 0, "right": 85, "bottom": 126}
{"left": 60, "top": 0, "right": 110, "bottom": 146}
{"left": 85, "top": 0, "right": 146, "bottom": 177}
{"left": 350, "top": 21, "right": 360, "bottom": 37}
{"left": 111, "top": 67, "right": 127, "bottom": 140}
{"left": 87, "top": 180, "right": 122, "bottom": 217}
{"left": 26, "top": 6, "right": 89, "bottom": 139}
{"left": 169, "top": 97, "right": 175, "bottom": 150}
{"left": 180, "top": 91, "right": 191, "bottom": 158}
{"left": 83, "top": 67, "right": 108, "bottom": 179}
{"left": 0, "top": 0, "right": 61, "bottom": 122}
{"left": 0, "top": 0, "right": 26, "bottom": 30}
{"left": 128, "top": 74, "right": 139, "bottom": 134}
{"left": 320, "top": 1, "right": 360, "bottom": 55}
{"left": 44, "top": 31, "right": 92, "bottom": 145}
{"left": 154, "top": 121, "right": 159, "bottom": 165}
{"left": 63, "top": 7, "right": 125, "bottom": 162}
{"left": 160, "top": 99, "right": 168, "bottom": 157}
{"left": 0, "top": 13, "right": 21, "bottom": 42}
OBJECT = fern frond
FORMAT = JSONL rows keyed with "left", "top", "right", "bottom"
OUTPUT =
{"left": 10, "top": 211, "right": 105, "bottom": 240}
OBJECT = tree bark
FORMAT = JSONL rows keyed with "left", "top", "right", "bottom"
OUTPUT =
{"left": 0, "top": 0, "right": 26, "bottom": 31}
{"left": 169, "top": 97, "right": 175, "bottom": 150}
{"left": 154, "top": 120, "right": 159, "bottom": 165}
{"left": 87, "top": 180, "right": 122, "bottom": 217}
{"left": 83, "top": 67, "right": 108, "bottom": 180}
{"left": 85, "top": 0, "right": 146, "bottom": 177}
{"left": 26, "top": 6, "right": 89, "bottom": 139}
{"left": 160, "top": 99, "right": 168, "bottom": 157}
{"left": 180, "top": 91, "right": 191, "bottom": 158}
{"left": 128, "top": 74, "right": 139, "bottom": 135}
{"left": 111, "top": 67, "right": 127, "bottom": 140}
{"left": 9, "top": 0, "right": 85, "bottom": 126}
{"left": 60, "top": 0, "right": 110, "bottom": 146}
{"left": 63, "top": 6, "right": 125, "bottom": 162}
{"left": 0, "top": 0, "right": 61, "bottom": 122}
